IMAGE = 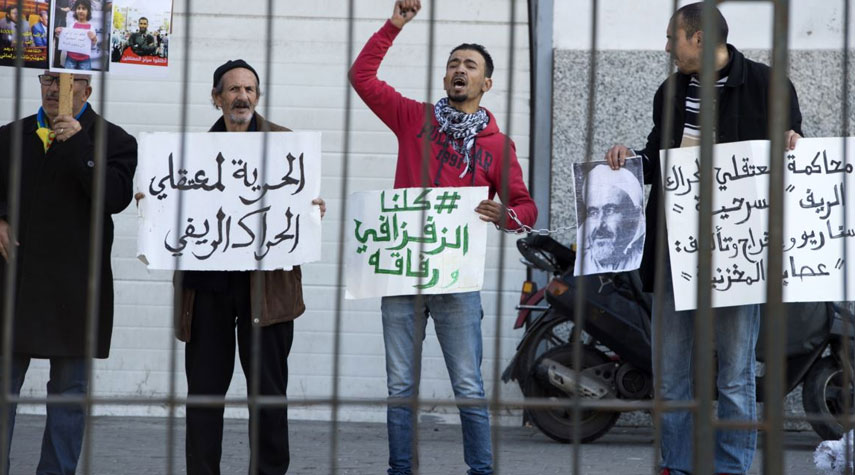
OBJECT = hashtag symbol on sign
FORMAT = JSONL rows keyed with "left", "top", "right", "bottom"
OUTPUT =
{"left": 433, "top": 191, "right": 462, "bottom": 214}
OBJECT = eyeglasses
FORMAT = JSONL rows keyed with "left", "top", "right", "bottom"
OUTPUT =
{"left": 38, "top": 75, "right": 90, "bottom": 87}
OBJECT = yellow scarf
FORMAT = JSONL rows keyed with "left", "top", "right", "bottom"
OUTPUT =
{"left": 36, "top": 107, "right": 56, "bottom": 152}
{"left": 35, "top": 103, "right": 88, "bottom": 153}
{"left": 36, "top": 127, "right": 56, "bottom": 152}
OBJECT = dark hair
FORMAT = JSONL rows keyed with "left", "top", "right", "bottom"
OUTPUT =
{"left": 72, "top": 0, "right": 92, "bottom": 22}
{"left": 4, "top": 6, "right": 17, "bottom": 16}
{"left": 449, "top": 43, "right": 494, "bottom": 78}
{"left": 672, "top": 2, "right": 728, "bottom": 45}
{"left": 139, "top": 16, "right": 148, "bottom": 23}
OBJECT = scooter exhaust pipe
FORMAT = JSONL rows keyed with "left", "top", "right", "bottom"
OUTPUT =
{"left": 540, "top": 358, "right": 611, "bottom": 399}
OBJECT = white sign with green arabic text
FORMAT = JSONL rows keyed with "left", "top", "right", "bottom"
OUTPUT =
{"left": 345, "top": 187, "right": 489, "bottom": 299}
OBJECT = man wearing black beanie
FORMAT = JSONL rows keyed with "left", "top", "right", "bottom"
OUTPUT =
{"left": 175, "top": 59, "right": 325, "bottom": 474}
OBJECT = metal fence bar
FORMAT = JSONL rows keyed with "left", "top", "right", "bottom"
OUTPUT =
{"left": 0, "top": 393, "right": 701, "bottom": 410}
{"left": 245, "top": 1, "right": 278, "bottom": 473}
{"left": 762, "top": 1, "right": 792, "bottom": 473}
{"left": 17, "top": 388, "right": 855, "bottom": 417}
{"left": 80, "top": 4, "right": 117, "bottom": 473}
{"left": 330, "top": 1, "right": 358, "bottom": 473}
{"left": 165, "top": 1, "right": 195, "bottom": 472}
{"left": 837, "top": 1, "right": 852, "bottom": 473}
{"left": 409, "top": 2, "right": 440, "bottom": 472}
{"left": 490, "top": 1, "right": 518, "bottom": 472}
{"left": 0, "top": 0, "right": 25, "bottom": 473}
{"left": 526, "top": 0, "right": 553, "bottom": 263}
{"left": 572, "top": 1, "right": 599, "bottom": 474}
{"left": 80, "top": 131, "right": 106, "bottom": 472}
{"left": 169, "top": 1, "right": 198, "bottom": 472}
{"left": 650, "top": 0, "right": 681, "bottom": 472}
{"left": 692, "top": 1, "right": 722, "bottom": 472}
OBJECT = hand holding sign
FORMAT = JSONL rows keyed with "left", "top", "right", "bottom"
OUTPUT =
{"left": 474, "top": 199, "right": 504, "bottom": 224}
{"left": 52, "top": 114, "right": 83, "bottom": 142}
{"left": 58, "top": 28, "right": 95, "bottom": 56}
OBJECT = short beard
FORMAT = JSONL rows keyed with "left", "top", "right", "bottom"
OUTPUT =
{"left": 589, "top": 240, "right": 618, "bottom": 265}
{"left": 228, "top": 113, "right": 250, "bottom": 125}
{"left": 588, "top": 225, "right": 620, "bottom": 266}
{"left": 227, "top": 99, "right": 253, "bottom": 125}
{"left": 447, "top": 93, "right": 468, "bottom": 103}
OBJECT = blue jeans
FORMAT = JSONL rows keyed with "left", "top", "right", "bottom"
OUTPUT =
{"left": 63, "top": 56, "right": 92, "bottom": 70}
{"left": 656, "top": 270, "right": 760, "bottom": 474}
{"left": 3, "top": 356, "right": 88, "bottom": 475}
{"left": 381, "top": 292, "right": 492, "bottom": 475}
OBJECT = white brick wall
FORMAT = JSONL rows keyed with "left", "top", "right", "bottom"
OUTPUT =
{"left": 0, "top": 0, "right": 532, "bottom": 422}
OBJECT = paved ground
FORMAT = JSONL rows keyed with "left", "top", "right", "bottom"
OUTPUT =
{"left": 7, "top": 415, "right": 821, "bottom": 474}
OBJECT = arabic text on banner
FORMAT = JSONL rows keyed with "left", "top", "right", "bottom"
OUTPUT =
{"left": 136, "top": 132, "right": 322, "bottom": 271}
{"left": 662, "top": 137, "right": 855, "bottom": 311}
{"left": 345, "top": 187, "right": 489, "bottom": 299}
{"left": 57, "top": 28, "right": 93, "bottom": 56}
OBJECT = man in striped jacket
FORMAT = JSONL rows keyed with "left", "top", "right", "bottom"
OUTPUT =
{"left": 605, "top": 3, "right": 802, "bottom": 474}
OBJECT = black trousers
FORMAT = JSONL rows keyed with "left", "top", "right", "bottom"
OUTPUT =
{"left": 185, "top": 272, "right": 294, "bottom": 475}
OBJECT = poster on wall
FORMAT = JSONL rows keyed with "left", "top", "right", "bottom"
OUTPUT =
{"left": 49, "top": 0, "right": 113, "bottom": 73}
{"left": 0, "top": 0, "right": 50, "bottom": 69}
{"left": 109, "top": 0, "right": 171, "bottom": 76}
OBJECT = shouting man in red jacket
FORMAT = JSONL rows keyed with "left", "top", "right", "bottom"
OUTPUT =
{"left": 350, "top": 1, "right": 536, "bottom": 474}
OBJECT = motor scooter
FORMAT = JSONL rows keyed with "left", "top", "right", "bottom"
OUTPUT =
{"left": 503, "top": 234, "right": 855, "bottom": 443}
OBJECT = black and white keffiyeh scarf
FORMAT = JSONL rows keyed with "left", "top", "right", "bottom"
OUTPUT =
{"left": 434, "top": 97, "right": 489, "bottom": 178}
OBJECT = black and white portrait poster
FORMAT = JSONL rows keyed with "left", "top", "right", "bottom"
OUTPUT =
{"left": 662, "top": 137, "right": 855, "bottom": 311}
{"left": 573, "top": 158, "right": 645, "bottom": 276}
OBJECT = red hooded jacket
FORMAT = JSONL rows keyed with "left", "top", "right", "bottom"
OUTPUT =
{"left": 349, "top": 20, "right": 537, "bottom": 230}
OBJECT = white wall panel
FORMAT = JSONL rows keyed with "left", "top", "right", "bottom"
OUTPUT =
{"left": 0, "top": 1, "right": 532, "bottom": 422}
{"left": 555, "top": 0, "right": 855, "bottom": 51}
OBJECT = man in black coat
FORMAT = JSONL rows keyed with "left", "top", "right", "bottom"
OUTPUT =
{"left": 0, "top": 71, "right": 137, "bottom": 474}
{"left": 604, "top": 3, "right": 802, "bottom": 474}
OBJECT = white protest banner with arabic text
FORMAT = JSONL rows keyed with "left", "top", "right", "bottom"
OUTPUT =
{"left": 345, "top": 187, "right": 488, "bottom": 299}
{"left": 136, "top": 132, "right": 322, "bottom": 270}
{"left": 662, "top": 137, "right": 855, "bottom": 311}
{"left": 58, "top": 29, "right": 94, "bottom": 56}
